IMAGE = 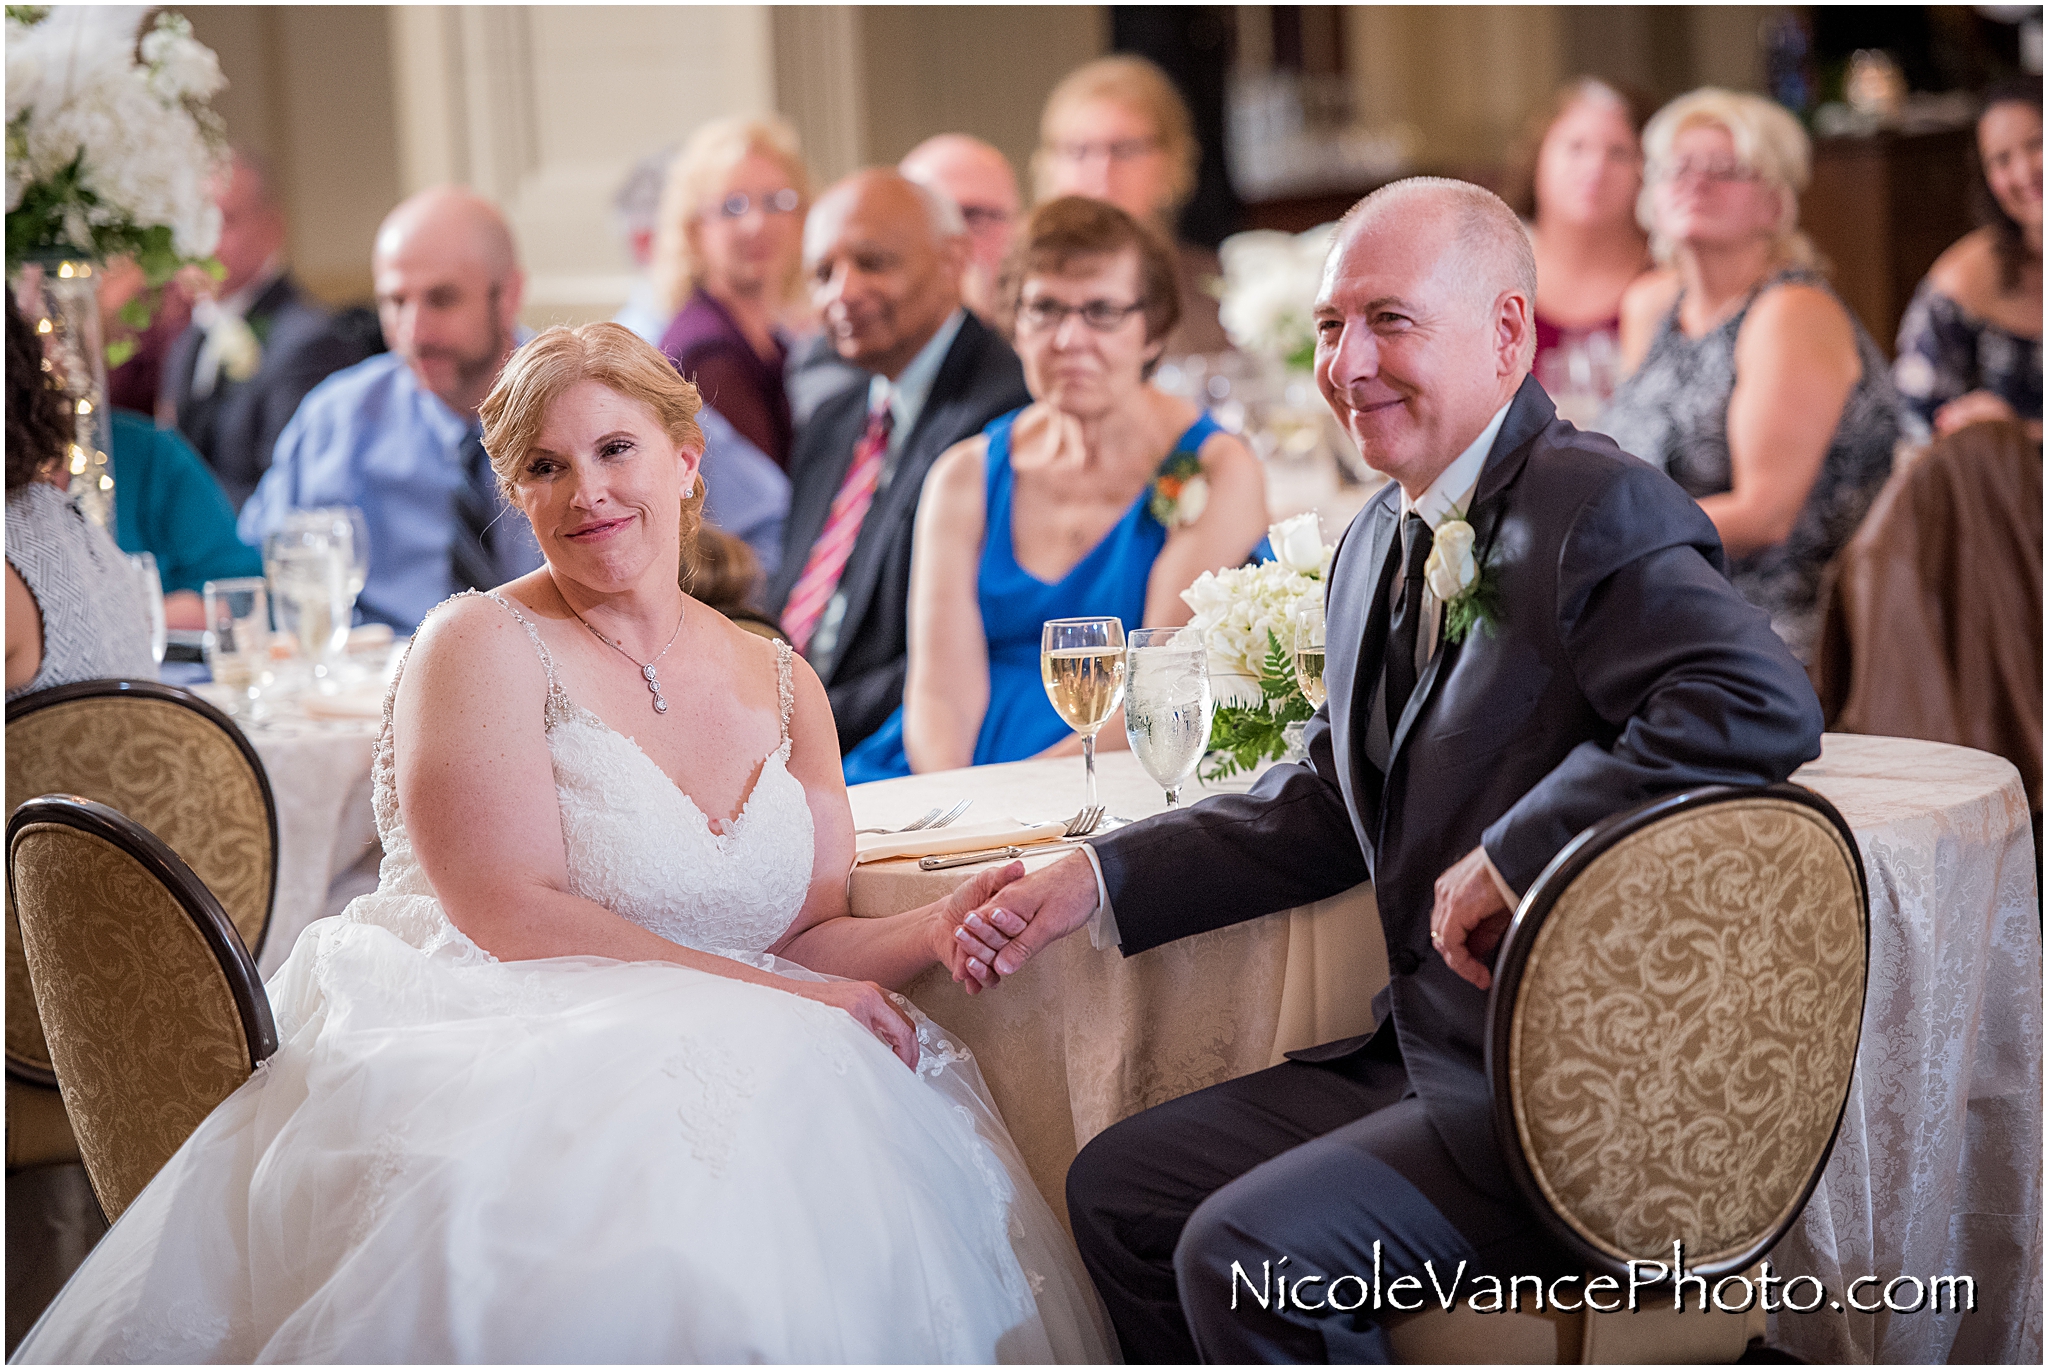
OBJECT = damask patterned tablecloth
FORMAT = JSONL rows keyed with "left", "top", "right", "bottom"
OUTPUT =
{"left": 847, "top": 749, "right": 1384, "bottom": 1234}
{"left": 192, "top": 686, "right": 381, "bottom": 978}
{"left": 852, "top": 734, "right": 2041, "bottom": 1362}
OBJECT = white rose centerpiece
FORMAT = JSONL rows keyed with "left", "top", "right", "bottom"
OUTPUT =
{"left": 1181, "top": 513, "right": 1334, "bottom": 778}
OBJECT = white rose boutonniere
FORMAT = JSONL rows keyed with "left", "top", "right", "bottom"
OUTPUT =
{"left": 1425, "top": 510, "right": 1498, "bottom": 643}
{"left": 213, "top": 313, "right": 262, "bottom": 383}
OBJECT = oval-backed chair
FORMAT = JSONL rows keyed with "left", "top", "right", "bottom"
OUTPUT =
{"left": 1387, "top": 783, "right": 1869, "bottom": 1363}
{"left": 6, "top": 680, "right": 274, "bottom": 1135}
{"left": 7, "top": 796, "right": 278, "bottom": 1223}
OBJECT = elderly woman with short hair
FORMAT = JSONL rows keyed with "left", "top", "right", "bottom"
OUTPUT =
{"left": 842, "top": 196, "right": 1268, "bottom": 783}
{"left": 655, "top": 116, "right": 810, "bottom": 468}
{"left": 1601, "top": 87, "right": 1902, "bottom": 662}
{"left": 1033, "top": 54, "right": 1228, "bottom": 356}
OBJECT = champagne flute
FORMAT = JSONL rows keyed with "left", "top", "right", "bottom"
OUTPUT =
{"left": 1294, "top": 617, "right": 1327, "bottom": 709}
{"left": 1124, "top": 627, "right": 1213, "bottom": 808}
{"left": 1040, "top": 617, "right": 1126, "bottom": 809}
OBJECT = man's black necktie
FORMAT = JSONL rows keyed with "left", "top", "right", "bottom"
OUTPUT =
{"left": 449, "top": 431, "right": 498, "bottom": 593}
{"left": 1384, "top": 512, "right": 1434, "bottom": 738}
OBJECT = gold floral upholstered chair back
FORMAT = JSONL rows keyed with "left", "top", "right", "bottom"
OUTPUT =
{"left": 1386, "top": 782, "right": 1868, "bottom": 1364}
{"left": 5, "top": 680, "right": 276, "bottom": 1090}
{"left": 6, "top": 797, "right": 278, "bottom": 1222}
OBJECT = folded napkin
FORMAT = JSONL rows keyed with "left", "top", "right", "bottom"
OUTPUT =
{"left": 298, "top": 683, "right": 386, "bottom": 721}
{"left": 854, "top": 818, "right": 1068, "bottom": 865}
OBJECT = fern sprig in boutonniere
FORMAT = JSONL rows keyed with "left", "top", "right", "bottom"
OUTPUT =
{"left": 1426, "top": 508, "right": 1499, "bottom": 644}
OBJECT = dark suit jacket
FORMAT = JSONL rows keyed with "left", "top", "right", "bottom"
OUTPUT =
{"left": 767, "top": 313, "right": 1029, "bottom": 752}
{"left": 1092, "top": 377, "right": 1825, "bottom": 1197}
{"left": 163, "top": 273, "right": 368, "bottom": 510}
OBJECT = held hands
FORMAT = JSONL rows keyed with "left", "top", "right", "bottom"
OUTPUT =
{"left": 967, "top": 853, "right": 1101, "bottom": 988}
{"left": 931, "top": 861, "right": 1032, "bottom": 995}
{"left": 1430, "top": 845, "right": 1513, "bottom": 991}
{"left": 1932, "top": 389, "right": 2020, "bottom": 437}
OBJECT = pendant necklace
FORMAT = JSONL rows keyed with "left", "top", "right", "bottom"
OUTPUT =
{"left": 570, "top": 598, "right": 686, "bottom": 714}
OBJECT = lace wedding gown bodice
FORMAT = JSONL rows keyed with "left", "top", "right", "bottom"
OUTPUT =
{"left": 17, "top": 592, "right": 1115, "bottom": 1365}
{"left": 364, "top": 592, "right": 814, "bottom": 962}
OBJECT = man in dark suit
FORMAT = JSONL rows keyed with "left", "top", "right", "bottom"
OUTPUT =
{"left": 767, "top": 168, "right": 1029, "bottom": 753}
{"left": 951, "top": 179, "right": 1825, "bottom": 1361}
{"left": 162, "top": 151, "right": 368, "bottom": 509}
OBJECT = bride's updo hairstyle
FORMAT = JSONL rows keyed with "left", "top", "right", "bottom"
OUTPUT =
{"left": 479, "top": 321, "right": 710, "bottom": 565}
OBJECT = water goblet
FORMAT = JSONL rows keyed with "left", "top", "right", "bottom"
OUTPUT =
{"left": 126, "top": 552, "right": 166, "bottom": 664}
{"left": 265, "top": 521, "right": 352, "bottom": 688}
{"left": 1040, "top": 617, "right": 1126, "bottom": 809}
{"left": 202, "top": 577, "right": 269, "bottom": 717}
{"left": 1123, "top": 627, "right": 1213, "bottom": 808}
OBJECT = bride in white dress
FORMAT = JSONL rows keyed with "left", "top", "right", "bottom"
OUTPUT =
{"left": 15, "top": 323, "right": 1114, "bottom": 1364}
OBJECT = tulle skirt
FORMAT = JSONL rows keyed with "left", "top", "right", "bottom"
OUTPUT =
{"left": 14, "top": 906, "right": 1116, "bottom": 1363}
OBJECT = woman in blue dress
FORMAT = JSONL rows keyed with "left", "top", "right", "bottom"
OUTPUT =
{"left": 844, "top": 198, "right": 1267, "bottom": 783}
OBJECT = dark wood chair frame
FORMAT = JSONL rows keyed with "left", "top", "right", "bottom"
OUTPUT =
{"left": 6, "top": 795, "right": 279, "bottom": 1076}
{"left": 1484, "top": 782, "right": 1871, "bottom": 1283}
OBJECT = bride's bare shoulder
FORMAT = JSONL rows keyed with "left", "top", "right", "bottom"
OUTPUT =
{"left": 398, "top": 592, "right": 552, "bottom": 710}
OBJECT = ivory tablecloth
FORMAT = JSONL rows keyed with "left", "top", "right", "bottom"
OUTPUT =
{"left": 850, "top": 734, "right": 2041, "bottom": 1363}
{"left": 195, "top": 686, "right": 380, "bottom": 978}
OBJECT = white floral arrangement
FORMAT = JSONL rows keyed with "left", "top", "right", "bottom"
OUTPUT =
{"left": 6, "top": 7, "right": 225, "bottom": 282}
{"left": 1215, "top": 224, "right": 1337, "bottom": 374}
{"left": 1181, "top": 513, "right": 1334, "bottom": 776}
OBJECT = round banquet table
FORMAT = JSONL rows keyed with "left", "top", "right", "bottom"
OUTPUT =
{"left": 192, "top": 683, "right": 382, "bottom": 978}
{"left": 848, "top": 733, "right": 2039, "bottom": 1364}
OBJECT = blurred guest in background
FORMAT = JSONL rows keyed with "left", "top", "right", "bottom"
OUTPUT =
{"left": 767, "top": 169, "right": 1029, "bottom": 754}
{"left": 241, "top": 186, "right": 542, "bottom": 634}
{"left": 846, "top": 197, "right": 1266, "bottom": 783}
{"left": 1504, "top": 78, "right": 1655, "bottom": 422}
{"left": 1034, "top": 54, "right": 1229, "bottom": 357}
{"left": 900, "top": 133, "right": 1022, "bottom": 322}
{"left": 656, "top": 116, "right": 808, "bottom": 470}
{"left": 1894, "top": 76, "right": 2042, "bottom": 443}
{"left": 611, "top": 143, "right": 680, "bottom": 346}
{"left": 163, "top": 151, "right": 367, "bottom": 509}
{"left": 695, "top": 402, "right": 789, "bottom": 578}
{"left": 6, "top": 297, "right": 157, "bottom": 697}
{"left": 1603, "top": 88, "right": 1901, "bottom": 663}
{"left": 107, "top": 411, "right": 263, "bottom": 631}
{"left": 104, "top": 261, "right": 193, "bottom": 417}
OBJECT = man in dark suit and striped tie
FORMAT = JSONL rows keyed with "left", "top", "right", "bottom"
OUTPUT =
{"left": 767, "top": 169, "right": 1030, "bottom": 754}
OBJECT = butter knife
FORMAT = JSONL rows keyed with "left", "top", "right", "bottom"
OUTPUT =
{"left": 919, "top": 838, "right": 1090, "bottom": 871}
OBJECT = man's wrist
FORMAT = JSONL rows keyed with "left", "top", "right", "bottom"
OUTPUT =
{"left": 1078, "top": 844, "right": 1121, "bottom": 950}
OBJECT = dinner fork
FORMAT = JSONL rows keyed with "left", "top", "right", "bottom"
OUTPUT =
{"left": 854, "top": 806, "right": 942, "bottom": 837}
{"left": 916, "top": 804, "right": 1106, "bottom": 870}
{"left": 854, "top": 798, "right": 973, "bottom": 837}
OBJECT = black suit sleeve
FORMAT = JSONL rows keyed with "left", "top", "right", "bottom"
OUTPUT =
{"left": 1481, "top": 466, "right": 1825, "bottom": 892}
{"left": 826, "top": 657, "right": 909, "bottom": 756}
{"left": 1090, "top": 706, "right": 1371, "bottom": 957}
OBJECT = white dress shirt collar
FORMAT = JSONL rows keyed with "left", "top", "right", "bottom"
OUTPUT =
{"left": 1400, "top": 400, "right": 1512, "bottom": 530}
{"left": 866, "top": 307, "right": 966, "bottom": 461}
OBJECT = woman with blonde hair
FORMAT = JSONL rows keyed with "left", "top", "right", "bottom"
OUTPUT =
{"left": 1601, "top": 87, "right": 1901, "bottom": 662}
{"left": 15, "top": 321, "right": 1116, "bottom": 1364}
{"left": 1034, "top": 53, "right": 1228, "bottom": 355}
{"left": 655, "top": 115, "right": 808, "bottom": 468}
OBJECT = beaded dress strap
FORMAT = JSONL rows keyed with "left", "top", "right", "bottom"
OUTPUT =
{"left": 775, "top": 639, "right": 795, "bottom": 745}
{"left": 469, "top": 589, "right": 574, "bottom": 728}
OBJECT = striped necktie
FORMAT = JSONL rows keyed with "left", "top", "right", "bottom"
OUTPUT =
{"left": 783, "top": 401, "right": 893, "bottom": 655}
{"left": 449, "top": 429, "right": 499, "bottom": 593}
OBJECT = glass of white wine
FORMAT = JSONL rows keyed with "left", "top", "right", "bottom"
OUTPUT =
{"left": 1124, "top": 627, "right": 1212, "bottom": 808}
{"left": 1294, "top": 616, "right": 1327, "bottom": 710}
{"left": 1040, "top": 616, "right": 1126, "bottom": 809}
